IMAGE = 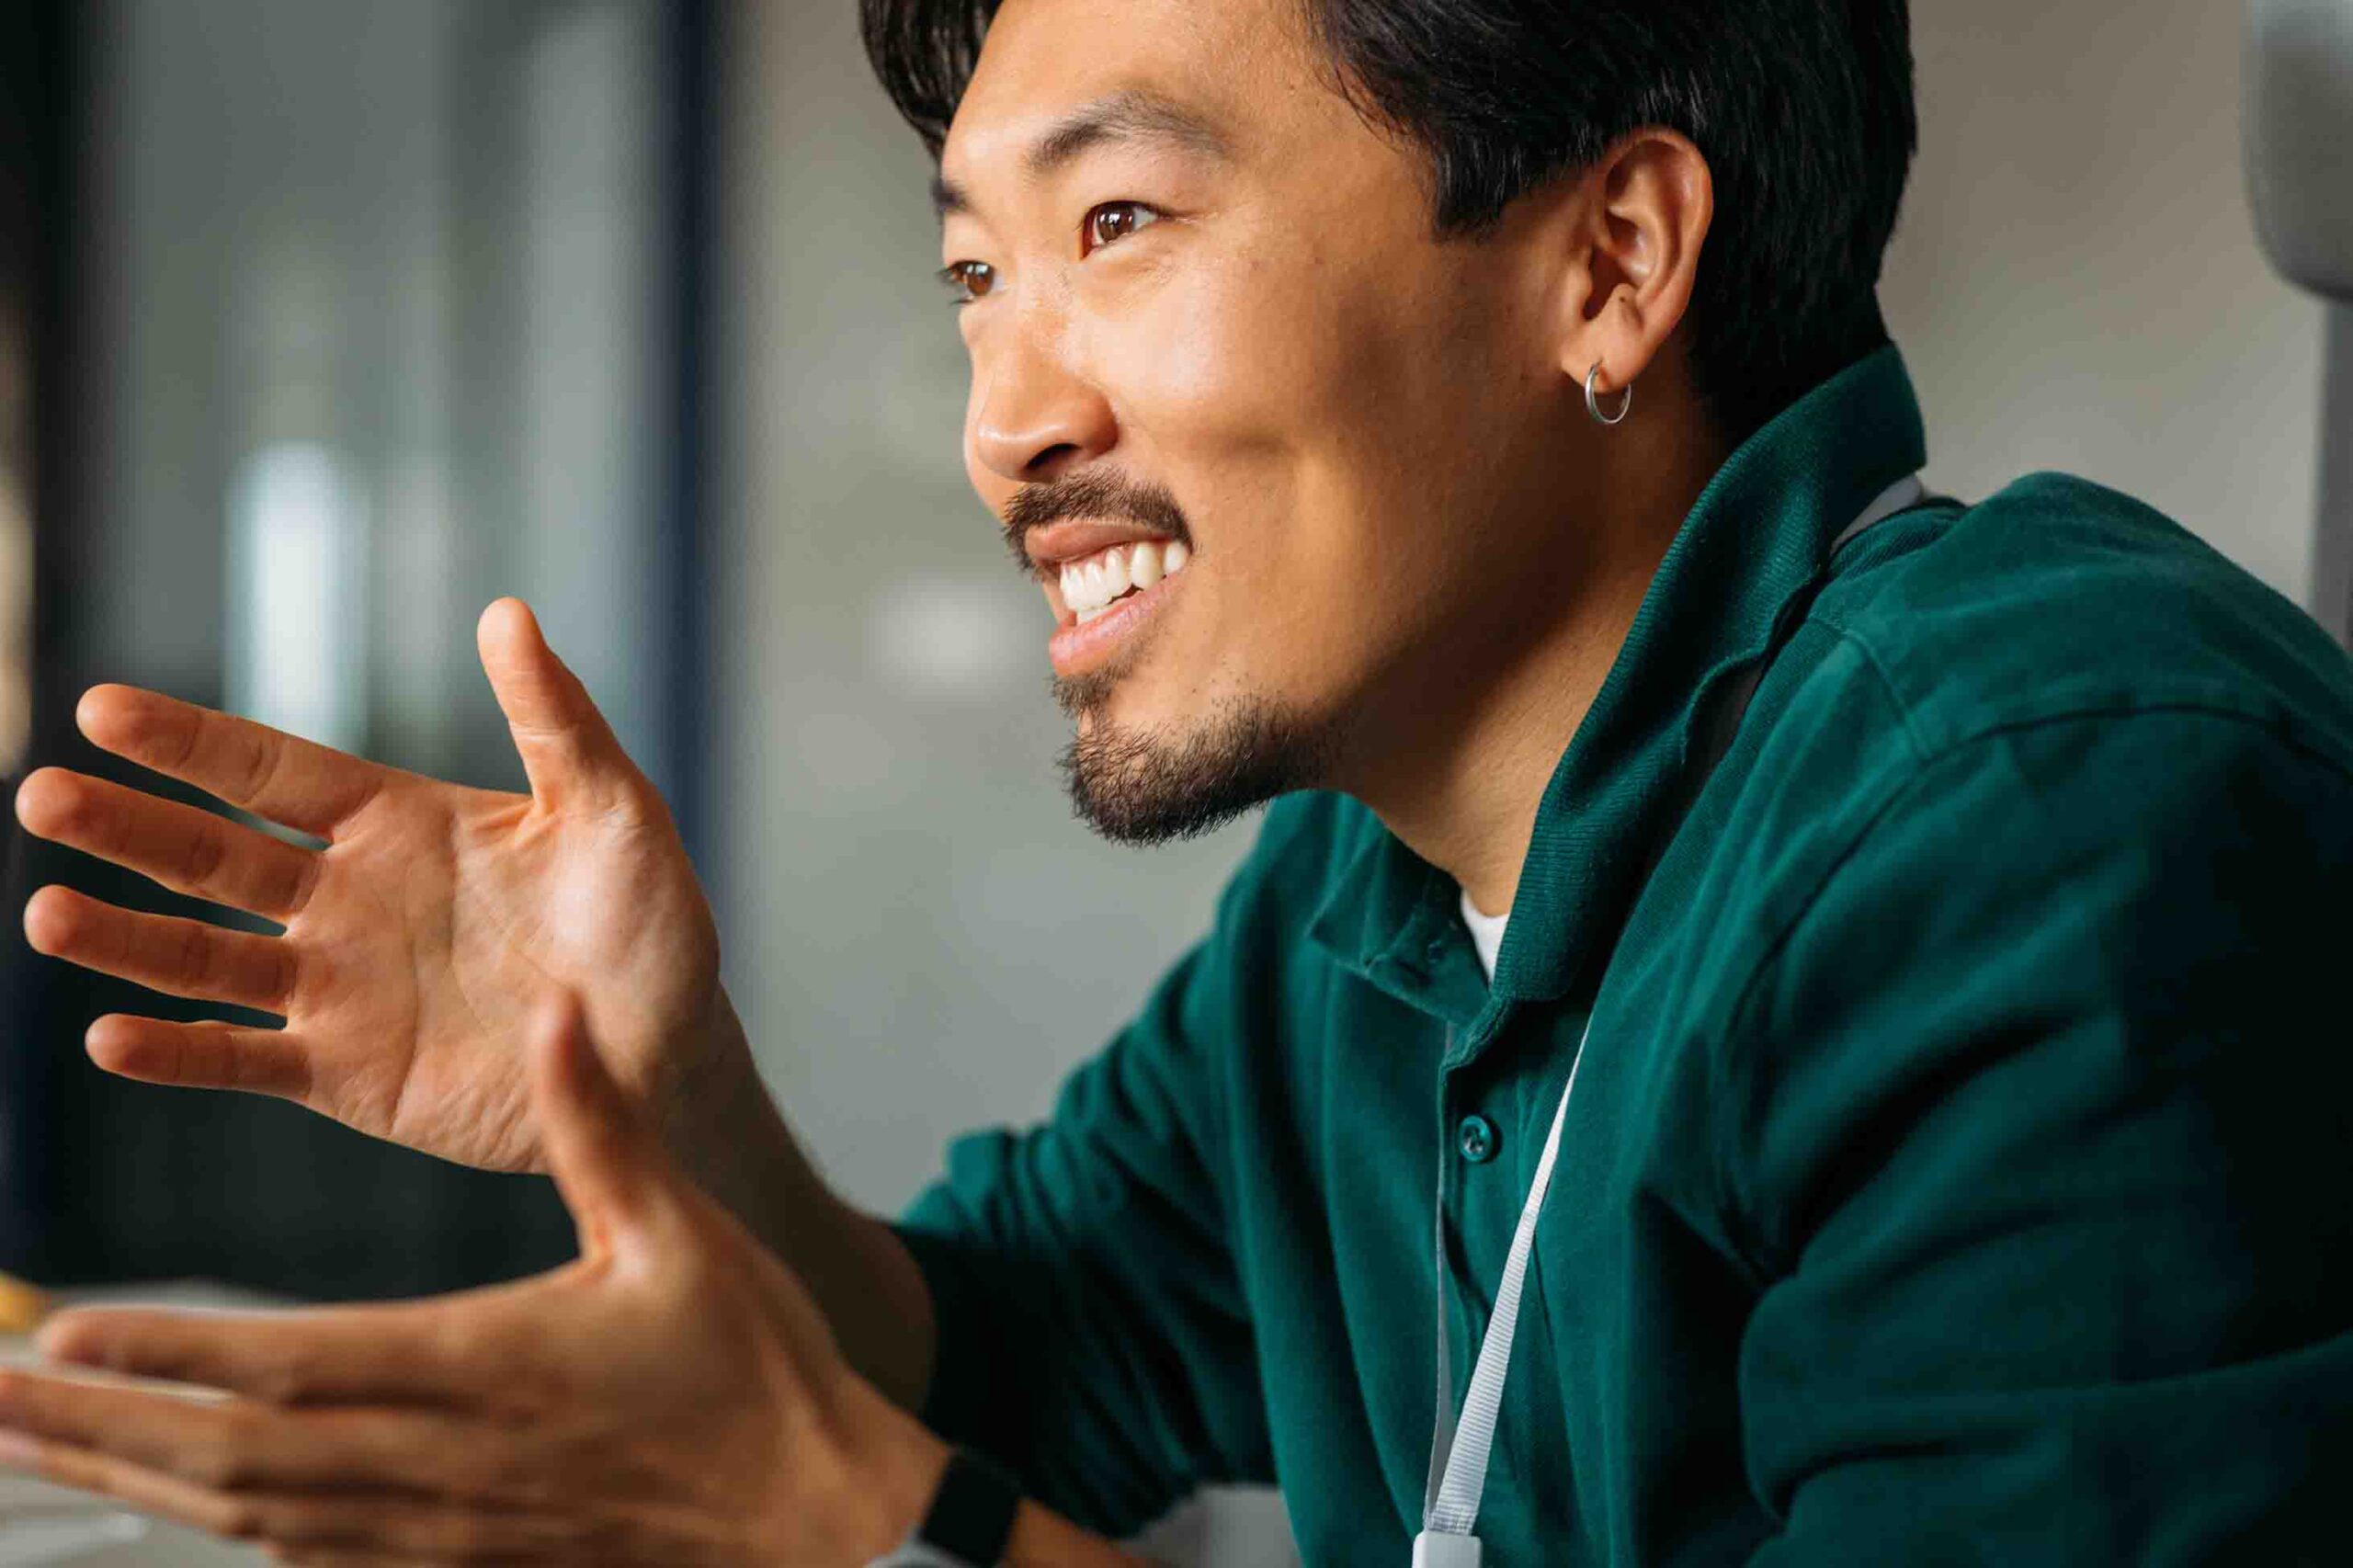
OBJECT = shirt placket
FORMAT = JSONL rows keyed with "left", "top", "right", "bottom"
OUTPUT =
{"left": 1435, "top": 1005, "right": 1515, "bottom": 1415}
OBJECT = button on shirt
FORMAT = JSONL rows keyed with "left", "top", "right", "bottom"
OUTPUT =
{"left": 1453, "top": 1112, "right": 1500, "bottom": 1165}
{"left": 892, "top": 346, "right": 2353, "bottom": 1565}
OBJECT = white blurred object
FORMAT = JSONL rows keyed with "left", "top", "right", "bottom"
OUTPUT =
{"left": 2243, "top": 0, "right": 2353, "bottom": 644}
{"left": 226, "top": 441, "right": 369, "bottom": 755}
{"left": 864, "top": 575, "right": 1035, "bottom": 699}
{"left": 2244, "top": 0, "right": 2353, "bottom": 302}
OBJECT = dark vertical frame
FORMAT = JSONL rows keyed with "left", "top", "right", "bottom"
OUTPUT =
{"left": 0, "top": 0, "right": 88, "bottom": 1279}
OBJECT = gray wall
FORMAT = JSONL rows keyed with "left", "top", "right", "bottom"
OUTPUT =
{"left": 1884, "top": 1, "right": 2325, "bottom": 599}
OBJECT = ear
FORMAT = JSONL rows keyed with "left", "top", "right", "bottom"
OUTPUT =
{"left": 1555, "top": 130, "right": 1714, "bottom": 408}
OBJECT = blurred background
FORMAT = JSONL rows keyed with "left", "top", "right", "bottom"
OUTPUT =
{"left": 0, "top": 0, "right": 2343, "bottom": 1560}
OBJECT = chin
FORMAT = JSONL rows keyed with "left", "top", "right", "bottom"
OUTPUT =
{"left": 1057, "top": 688, "right": 1347, "bottom": 846}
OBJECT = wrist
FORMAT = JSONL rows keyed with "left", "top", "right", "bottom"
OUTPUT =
{"left": 655, "top": 984, "right": 756, "bottom": 1142}
{"left": 838, "top": 1393, "right": 1147, "bottom": 1568}
{"left": 814, "top": 1374, "right": 952, "bottom": 1563}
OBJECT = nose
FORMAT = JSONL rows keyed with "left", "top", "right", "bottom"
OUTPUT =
{"left": 969, "top": 332, "right": 1118, "bottom": 485}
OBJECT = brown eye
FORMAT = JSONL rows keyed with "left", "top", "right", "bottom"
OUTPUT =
{"left": 938, "top": 261, "right": 995, "bottom": 305}
{"left": 1083, "top": 201, "right": 1161, "bottom": 255}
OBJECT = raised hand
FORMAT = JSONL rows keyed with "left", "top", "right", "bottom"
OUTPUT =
{"left": 12, "top": 598, "right": 727, "bottom": 1174}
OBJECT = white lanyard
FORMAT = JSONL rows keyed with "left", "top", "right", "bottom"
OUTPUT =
{"left": 1410, "top": 473, "right": 1927, "bottom": 1567}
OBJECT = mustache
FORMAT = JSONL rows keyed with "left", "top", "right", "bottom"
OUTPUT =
{"left": 1000, "top": 470, "right": 1193, "bottom": 575}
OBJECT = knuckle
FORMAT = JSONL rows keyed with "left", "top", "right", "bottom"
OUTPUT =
{"left": 198, "top": 1412, "right": 264, "bottom": 1490}
{"left": 166, "top": 711, "right": 203, "bottom": 771}
{"left": 175, "top": 923, "right": 212, "bottom": 988}
{"left": 214, "top": 1500, "right": 267, "bottom": 1540}
{"left": 247, "top": 1358, "right": 308, "bottom": 1408}
{"left": 180, "top": 824, "right": 228, "bottom": 892}
{"left": 234, "top": 728, "right": 291, "bottom": 812}
{"left": 197, "top": 1442, "right": 255, "bottom": 1493}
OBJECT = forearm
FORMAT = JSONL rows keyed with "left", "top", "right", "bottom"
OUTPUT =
{"left": 661, "top": 990, "right": 936, "bottom": 1412}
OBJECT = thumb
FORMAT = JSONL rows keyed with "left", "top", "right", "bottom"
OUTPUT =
{"left": 476, "top": 597, "right": 632, "bottom": 809}
{"left": 529, "top": 991, "right": 672, "bottom": 1256}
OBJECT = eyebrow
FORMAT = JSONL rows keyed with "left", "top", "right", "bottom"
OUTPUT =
{"left": 930, "top": 88, "right": 1233, "bottom": 223}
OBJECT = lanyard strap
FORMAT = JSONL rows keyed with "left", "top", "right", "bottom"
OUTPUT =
{"left": 1420, "top": 1020, "right": 1589, "bottom": 1543}
{"left": 1413, "top": 472, "right": 1930, "bottom": 1561}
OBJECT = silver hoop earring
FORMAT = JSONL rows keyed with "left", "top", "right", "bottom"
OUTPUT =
{"left": 1586, "top": 360, "right": 1633, "bottom": 426}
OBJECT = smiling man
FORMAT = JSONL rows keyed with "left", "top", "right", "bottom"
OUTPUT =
{"left": 9, "top": 0, "right": 2353, "bottom": 1563}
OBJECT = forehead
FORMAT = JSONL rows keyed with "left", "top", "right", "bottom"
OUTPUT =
{"left": 942, "top": 0, "right": 1319, "bottom": 176}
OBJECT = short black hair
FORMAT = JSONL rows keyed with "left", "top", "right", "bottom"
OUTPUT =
{"left": 860, "top": 0, "right": 1917, "bottom": 442}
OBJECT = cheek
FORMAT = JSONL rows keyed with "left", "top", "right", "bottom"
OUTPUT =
{"left": 1071, "top": 246, "right": 1537, "bottom": 707}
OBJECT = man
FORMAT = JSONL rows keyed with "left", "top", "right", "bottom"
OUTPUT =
{"left": 7, "top": 0, "right": 2353, "bottom": 1561}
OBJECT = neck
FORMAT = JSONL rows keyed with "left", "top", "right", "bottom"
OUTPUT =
{"left": 1350, "top": 407, "right": 1730, "bottom": 917}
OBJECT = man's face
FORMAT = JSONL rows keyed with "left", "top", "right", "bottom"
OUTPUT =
{"left": 938, "top": 0, "right": 1597, "bottom": 838}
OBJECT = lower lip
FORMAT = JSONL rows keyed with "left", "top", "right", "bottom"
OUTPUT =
{"left": 1048, "top": 566, "right": 1186, "bottom": 677}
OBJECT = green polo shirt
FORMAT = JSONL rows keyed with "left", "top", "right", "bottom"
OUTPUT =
{"left": 893, "top": 345, "right": 2353, "bottom": 1564}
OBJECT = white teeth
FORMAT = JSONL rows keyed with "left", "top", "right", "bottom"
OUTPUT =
{"left": 1056, "top": 537, "right": 1191, "bottom": 619}
{"left": 1130, "top": 540, "right": 1165, "bottom": 589}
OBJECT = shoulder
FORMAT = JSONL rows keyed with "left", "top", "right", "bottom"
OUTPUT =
{"left": 1808, "top": 471, "right": 2353, "bottom": 771}
{"left": 1714, "top": 474, "right": 2353, "bottom": 1044}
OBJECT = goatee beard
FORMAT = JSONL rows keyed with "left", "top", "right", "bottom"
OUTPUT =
{"left": 1053, "top": 673, "right": 1343, "bottom": 845}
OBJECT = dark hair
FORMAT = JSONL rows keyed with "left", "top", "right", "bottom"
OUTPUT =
{"left": 859, "top": 0, "right": 1917, "bottom": 442}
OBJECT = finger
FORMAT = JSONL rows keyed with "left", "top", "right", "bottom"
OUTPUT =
{"left": 530, "top": 992, "right": 673, "bottom": 1252}
{"left": 83, "top": 1015, "right": 313, "bottom": 1099}
{"left": 36, "top": 1295, "right": 535, "bottom": 1414}
{"left": 74, "top": 685, "right": 385, "bottom": 840}
{"left": 0, "top": 1434, "right": 587, "bottom": 1559}
{"left": 23, "top": 886, "right": 299, "bottom": 1015}
{"left": 477, "top": 598, "right": 636, "bottom": 812}
{"left": 0, "top": 1369, "right": 541, "bottom": 1506}
{"left": 0, "top": 1427, "right": 264, "bottom": 1545}
{"left": 15, "top": 768, "right": 323, "bottom": 920}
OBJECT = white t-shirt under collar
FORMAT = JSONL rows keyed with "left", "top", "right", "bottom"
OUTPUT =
{"left": 1459, "top": 887, "right": 1509, "bottom": 982}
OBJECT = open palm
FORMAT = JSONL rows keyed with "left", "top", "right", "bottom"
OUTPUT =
{"left": 13, "top": 598, "right": 722, "bottom": 1173}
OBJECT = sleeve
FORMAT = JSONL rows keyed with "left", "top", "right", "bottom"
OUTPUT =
{"left": 890, "top": 874, "right": 1276, "bottom": 1539}
{"left": 1725, "top": 711, "right": 2353, "bottom": 1565}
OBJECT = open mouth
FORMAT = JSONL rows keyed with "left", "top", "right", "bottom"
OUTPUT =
{"left": 1055, "top": 537, "right": 1192, "bottom": 624}
{"left": 1040, "top": 535, "right": 1193, "bottom": 678}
